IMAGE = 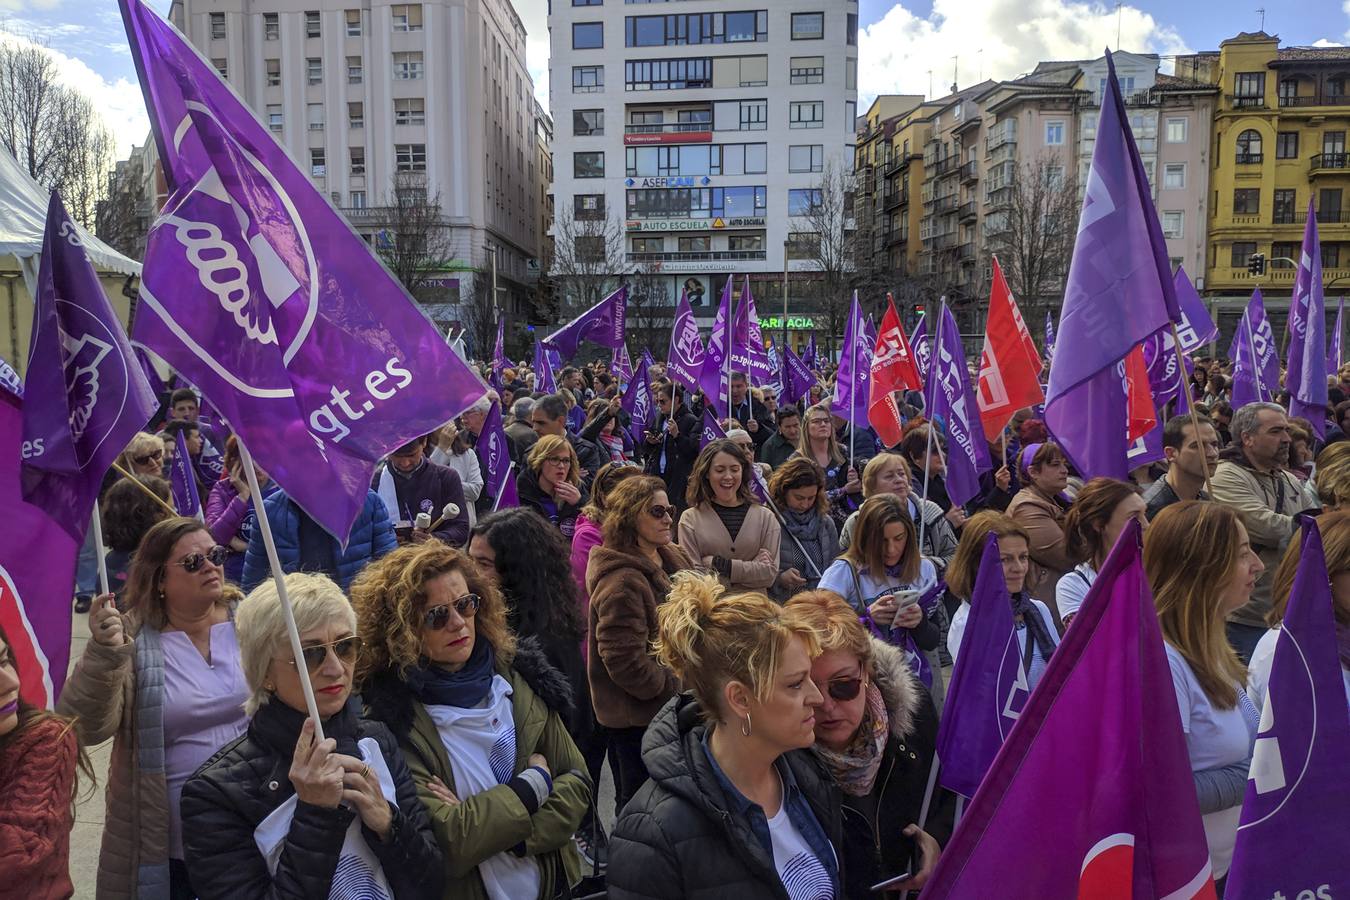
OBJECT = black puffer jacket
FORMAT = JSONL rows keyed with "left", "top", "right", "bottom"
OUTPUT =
{"left": 607, "top": 694, "right": 843, "bottom": 900}
{"left": 181, "top": 697, "right": 442, "bottom": 900}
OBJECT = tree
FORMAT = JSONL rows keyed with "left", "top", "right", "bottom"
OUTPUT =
{"left": 373, "top": 171, "right": 456, "bottom": 303}
{"left": 549, "top": 206, "right": 626, "bottom": 320}
{"left": 788, "top": 159, "right": 860, "bottom": 356}
{"left": 0, "top": 38, "right": 115, "bottom": 228}
{"left": 625, "top": 262, "right": 670, "bottom": 359}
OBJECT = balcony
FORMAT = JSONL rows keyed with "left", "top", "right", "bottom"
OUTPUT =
{"left": 957, "top": 242, "right": 976, "bottom": 261}
{"left": 932, "top": 232, "right": 958, "bottom": 250}
{"left": 1235, "top": 153, "right": 1263, "bottom": 165}
{"left": 885, "top": 155, "right": 908, "bottom": 177}
{"left": 1311, "top": 153, "right": 1349, "bottom": 175}
{"left": 626, "top": 250, "right": 767, "bottom": 264}
{"left": 932, "top": 194, "right": 959, "bottom": 215}
{"left": 958, "top": 200, "right": 977, "bottom": 222}
{"left": 1229, "top": 95, "right": 1266, "bottom": 109}
{"left": 960, "top": 161, "right": 979, "bottom": 183}
{"left": 985, "top": 124, "right": 1016, "bottom": 154}
{"left": 340, "top": 205, "right": 396, "bottom": 222}
{"left": 884, "top": 187, "right": 906, "bottom": 210}
{"left": 1279, "top": 93, "right": 1350, "bottom": 108}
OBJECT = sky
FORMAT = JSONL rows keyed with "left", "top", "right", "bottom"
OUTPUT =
{"left": 1, "top": 0, "right": 1346, "bottom": 162}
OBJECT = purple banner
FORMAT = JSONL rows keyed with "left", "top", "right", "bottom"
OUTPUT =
{"left": 1230, "top": 289, "right": 1279, "bottom": 409}
{"left": 1173, "top": 266, "right": 1218, "bottom": 353}
{"left": 730, "top": 277, "right": 773, "bottom": 385}
{"left": 169, "top": 427, "right": 202, "bottom": 519}
{"left": 1328, "top": 296, "right": 1344, "bottom": 374}
{"left": 474, "top": 401, "right": 513, "bottom": 505}
{"left": 802, "top": 333, "right": 818, "bottom": 371}
{"left": 666, "top": 289, "right": 706, "bottom": 395}
{"left": 612, "top": 343, "right": 634, "bottom": 384}
{"left": 830, "top": 292, "right": 871, "bottom": 424}
{"left": 698, "top": 277, "right": 733, "bottom": 416}
{"left": 925, "top": 305, "right": 991, "bottom": 507}
{"left": 621, "top": 349, "right": 654, "bottom": 444}
{"left": 1288, "top": 202, "right": 1328, "bottom": 437}
{"left": 533, "top": 340, "right": 557, "bottom": 394}
{"left": 1043, "top": 310, "right": 1056, "bottom": 360}
{"left": 543, "top": 285, "right": 627, "bottom": 361}
{"left": 782, "top": 344, "right": 815, "bottom": 408}
{"left": 911, "top": 316, "right": 931, "bottom": 382}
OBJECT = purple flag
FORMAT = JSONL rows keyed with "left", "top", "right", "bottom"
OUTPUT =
{"left": 21, "top": 192, "right": 158, "bottom": 541}
{"left": 782, "top": 344, "right": 815, "bottom": 408}
{"left": 1173, "top": 266, "right": 1218, "bottom": 354}
{"left": 489, "top": 319, "right": 507, "bottom": 391}
{"left": 830, "top": 292, "right": 871, "bottom": 424}
{"left": 1143, "top": 328, "right": 1192, "bottom": 412}
{"left": 698, "top": 277, "right": 734, "bottom": 416}
{"left": 924, "top": 519, "right": 1217, "bottom": 896}
{"left": 925, "top": 305, "right": 991, "bottom": 507}
{"left": 802, "top": 334, "right": 818, "bottom": 371}
{"left": 1328, "top": 297, "right": 1344, "bottom": 374}
{"left": 864, "top": 313, "right": 878, "bottom": 351}
{"left": 1044, "top": 51, "right": 1177, "bottom": 480}
{"left": 612, "top": 344, "right": 634, "bottom": 385}
{"left": 543, "top": 286, "right": 627, "bottom": 361}
{"left": 1229, "top": 290, "right": 1279, "bottom": 409}
{"left": 621, "top": 350, "right": 654, "bottom": 444}
{"left": 1226, "top": 519, "right": 1350, "bottom": 894}
{"left": 533, "top": 340, "right": 557, "bottom": 394}
{"left": 730, "top": 277, "right": 773, "bottom": 385}
{"left": 169, "top": 427, "right": 203, "bottom": 519}
{"left": 937, "top": 533, "right": 1026, "bottom": 798}
{"left": 133, "top": 344, "right": 168, "bottom": 397}
{"left": 1288, "top": 202, "right": 1328, "bottom": 437}
{"left": 1043, "top": 310, "right": 1056, "bottom": 360}
{"left": 911, "top": 315, "right": 931, "bottom": 382}
{"left": 666, "top": 289, "right": 706, "bottom": 394}
{"left": 474, "top": 401, "right": 514, "bottom": 505}
{"left": 121, "top": 0, "right": 485, "bottom": 543}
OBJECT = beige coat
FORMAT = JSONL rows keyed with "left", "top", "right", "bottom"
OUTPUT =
{"left": 1006, "top": 487, "right": 1075, "bottom": 624}
{"left": 677, "top": 502, "right": 781, "bottom": 590}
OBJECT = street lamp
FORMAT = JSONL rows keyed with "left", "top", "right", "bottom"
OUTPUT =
{"left": 782, "top": 239, "right": 790, "bottom": 352}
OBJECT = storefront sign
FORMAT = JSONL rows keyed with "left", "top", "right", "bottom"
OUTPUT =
{"left": 626, "top": 217, "right": 767, "bottom": 232}
{"left": 761, "top": 316, "right": 817, "bottom": 330}
{"left": 625, "top": 176, "right": 711, "bottom": 188}
{"left": 624, "top": 130, "right": 714, "bottom": 146}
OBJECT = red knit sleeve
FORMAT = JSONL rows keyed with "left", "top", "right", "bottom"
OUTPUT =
{"left": 0, "top": 717, "right": 78, "bottom": 887}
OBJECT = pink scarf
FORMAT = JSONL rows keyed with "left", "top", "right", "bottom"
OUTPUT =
{"left": 815, "top": 682, "right": 890, "bottom": 797}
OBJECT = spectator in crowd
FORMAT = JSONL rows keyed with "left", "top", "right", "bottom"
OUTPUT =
{"left": 1210, "top": 401, "right": 1235, "bottom": 447}
{"left": 607, "top": 572, "right": 839, "bottom": 900}
{"left": 798, "top": 402, "right": 863, "bottom": 528}
{"left": 1316, "top": 443, "right": 1350, "bottom": 511}
{"left": 585, "top": 476, "right": 693, "bottom": 812}
{"left": 429, "top": 419, "right": 485, "bottom": 527}
{"left": 757, "top": 404, "right": 802, "bottom": 470}
{"left": 242, "top": 488, "right": 396, "bottom": 592}
{"left": 166, "top": 387, "right": 223, "bottom": 480}
{"left": 679, "top": 440, "right": 781, "bottom": 591}
{"left": 1057, "top": 478, "right": 1147, "bottom": 627}
{"left": 838, "top": 453, "right": 958, "bottom": 579}
{"left": 206, "top": 435, "right": 279, "bottom": 584}
{"left": 1144, "top": 502, "right": 1261, "bottom": 888}
{"left": 726, "top": 428, "right": 772, "bottom": 486}
{"left": 1007, "top": 442, "right": 1075, "bottom": 628}
{"left": 102, "top": 474, "right": 173, "bottom": 600}
{"left": 531, "top": 394, "right": 604, "bottom": 490}
{"left": 354, "top": 544, "right": 589, "bottom": 900}
{"left": 1287, "top": 418, "right": 1316, "bottom": 483}
{"left": 1209, "top": 402, "right": 1318, "bottom": 662}
{"left": 1202, "top": 375, "right": 1229, "bottom": 408}
{"left": 116, "top": 431, "right": 166, "bottom": 478}
{"left": 765, "top": 457, "right": 838, "bottom": 602}
{"left": 506, "top": 397, "right": 540, "bottom": 462}
{"left": 457, "top": 393, "right": 494, "bottom": 450}
{"left": 582, "top": 397, "right": 630, "bottom": 463}
{"left": 518, "top": 435, "right": 584, "bottom": 542}
{"left": 59, "top": 518, "right": 250, "bottom": 899}
{"left": 899, "top": 426, "right": 964, "bottom": 529}
{"left": 569, "top": 462, "right": 644, "bottom": 628}
{"left": 183, "top": 572, "right": 442, "bottom": 899}
{"left": 642, "top": 382, "right": 700, "bottom": 519}
{"left": 786, "top": 591, "right": 948, "bottom": 894}
{"left": 725, "top": 372, "right": 774, "bottom": 450}
{"left": 374, "top": 435, "right": 471, "bottom": 547}
{"left": 1143, "top": 414, "right": 1219, "bottom": 520}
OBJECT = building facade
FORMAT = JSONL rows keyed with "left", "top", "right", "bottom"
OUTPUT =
{"left": 547, "top": 0, "right": 860, "bottom": 335}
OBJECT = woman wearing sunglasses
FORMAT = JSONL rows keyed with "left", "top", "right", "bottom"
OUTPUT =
{"left": 518, "top": 434, "right": 585, "bottom": 542}
{"left": 117, "top": 430, "right": 167, "bottom": 478}
{"left": 58, "top": 517, "right": 251, "bottom": 899}
{"left": 785, "top": 590, "right": 948, "bottom": 895}
{"left": 182, "top": 572, "right": 442, "bottom": 899}
{"left": 354, "top": 543, "right": 591, "bottom": 900}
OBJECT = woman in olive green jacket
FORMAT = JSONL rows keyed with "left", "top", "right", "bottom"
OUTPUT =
{"left": 352, "top": 543, "right": 589, "bottom": 900}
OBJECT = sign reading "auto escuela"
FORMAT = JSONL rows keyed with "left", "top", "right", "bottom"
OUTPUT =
{"left": 625, "top": 217, "right": 767, "bottom": 232}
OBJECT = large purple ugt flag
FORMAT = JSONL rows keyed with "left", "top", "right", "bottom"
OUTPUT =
{"left": 22, "top": 192, "right": 158, "bottom": 541}
{"left": 474, "top": 401, "right": 514, "bottom": 507}
{"left": 1044, "top": 51, "right": 1178, "bottom": 481}
{"left": 1287, "top": 201, "right": 1328, "bottom": 438}
{"left": 544, "top": 285, "right": 627, "bottom": 361}
{"left": 621, "top": 349, "right": 654, "bottom": 443}
{"left": 923, "top": 519, "right": 1217, "bottom": 898}
{"left": 1229, "top": 289, "right": 1279, "bottom": 409}
{"left": 1224, "top": 519, "right": 1350, "bottom": 896}
{"left": 121, "top": 0, "right": 485, "bottom": 543}
{"left": 666, "top": 289, "right": 706, "bottom": 394}
{"left": 830, "top": 292, "right": 871, "bottom": 424}
{"left": 925, "top": 305, "right": 991, "bottom": 508}
{"left": 699, "top": 277, "right": 734, "bottom": 416}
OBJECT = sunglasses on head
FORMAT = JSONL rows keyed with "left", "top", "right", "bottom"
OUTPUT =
{"left": 423, "top": 594, "right": 482, "bottom": 630}
{"left": 132, "top": 449, "right": 164, "bottom": 466}
{"left": 172, "top": 545, "right": 229, "bottom": 573}
{"left": 647, "top": 505, "right": 676, "bottom": 521}
{"left": 286, "top": 636, "right": 362, "bottom": 673}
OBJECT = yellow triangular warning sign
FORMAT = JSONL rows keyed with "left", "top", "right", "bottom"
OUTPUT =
{"left": 712, "top": 218, "right": 725, "bottom": 228}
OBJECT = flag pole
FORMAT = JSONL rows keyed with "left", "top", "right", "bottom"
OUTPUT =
{"left": 917, "top": 300, "right": 947, "bottom": 555}
{"left": 90, "top": 508, "right": 110, "bottom": 597}
{"left": 762, "top": 492, "right": 823, "bottom": 580}
{"left": 849, "top": 292, "right": 858, "bottom": 471}
{"left": 1170, "top": 322, "right": 1213, "bottom": 497}
{"left": 492, "top": 461, "right": 516, "bottom": 512}
{"left": 237, "top": 438, "right": 327, "bottom": 742}
{"left": 111, "top": 462, "right": 180, "bottom": 516}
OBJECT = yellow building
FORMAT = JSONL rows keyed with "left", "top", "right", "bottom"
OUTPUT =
{"left": 854, "top": 96, "right": 926, "bottom": 285}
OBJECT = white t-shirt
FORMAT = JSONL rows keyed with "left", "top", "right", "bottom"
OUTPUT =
{"left": 817, "top": 558, "right": 937, "bottom": 615}
{"left": 946, "top": 598, "right": 1060, "bottom": 691}
{"left": 1054, "top": 563, "right": 1096, "bottom": 621}
{"left": 765, "top": 801, "right": 835, "bottom": 900}
{"left": 1164, "top": 643, "right": 1258, "bottom": 879}
{"left": 1247, "top": 626, "right": 1350, "bottom": 713}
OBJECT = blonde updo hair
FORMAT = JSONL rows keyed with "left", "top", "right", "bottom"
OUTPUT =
{"left": 655, "top": 571, "right": 820, "bottom": 720}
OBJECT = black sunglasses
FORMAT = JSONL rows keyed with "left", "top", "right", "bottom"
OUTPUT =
{"left": 826, "top": 676, "right": 863, "bottom": 702}
{"left": 173, "top": 545, "right": 229, "bottom": 573}
{"left": 423, "top": 594, "right": 482, "bottom": 630}
{"left": 132, "top": 449, "right": 164, "bottom": 466}
{"left": 286, "top": 636, "right": 363, "bottom": 673}
{"left": 647, "top": 505, "right": 676, "bottom": 521}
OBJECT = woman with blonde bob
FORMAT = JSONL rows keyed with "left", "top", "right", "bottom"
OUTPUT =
{"left": 765, "top": 457, "right": 838, "bottom": 602}
{"left": 678, "top": 438, "right": 781, "bottom": 590}
{"left": 354, "top": 543, "right": 590, "bottom": 900}
{"left": 1144, "top": 501, "right": 1262, "bottom": 886}
{"left": 607, "top": 573, "right": 842, "bottom": 900}
{"left": 517, "top": 434, "right": 584, "bottom": 541}
{"left": 182, "top": 572, "right": 442, "bottom": 899}
{"left": 785, "top": 590, "right": 948, "bottom": 895}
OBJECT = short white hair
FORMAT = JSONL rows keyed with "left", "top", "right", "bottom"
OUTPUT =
{"left": 467, "top": 393, "right": 494, "bottom": 416}
{"left": 236, "top": 572, "right": 356, "bottom": 715}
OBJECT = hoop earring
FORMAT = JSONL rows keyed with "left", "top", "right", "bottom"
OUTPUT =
{"left": 741, "top": 713, "right": 752, "bottom": 737}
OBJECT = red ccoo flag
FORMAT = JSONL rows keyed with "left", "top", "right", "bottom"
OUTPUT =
{"left": 1124, "top": 344, "right": 1157, "bottom": 442}
{"left": 869, "top": 294, "right": 923, "bottom": 448}
{"left": 977, "top": 258, "right": 1045, "bottom": 442}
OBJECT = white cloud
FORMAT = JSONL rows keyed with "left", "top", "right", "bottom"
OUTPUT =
{"left": 0, "top": 0, "right": 66, "bottom": 10}
{"left": 858, "top": 0, "right": 1190, "bottom": 107}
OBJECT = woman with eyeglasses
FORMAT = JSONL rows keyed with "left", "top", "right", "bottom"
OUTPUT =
{"left": 518, "top": 434, "right": 585, "bottom": 542}
{"left": 785, "top": 590, "right": 948, "bottom": 895}
{"left": 796, "top": 402, "right": 863, "bottom": 529}
{"left": 118, "top": 430, "right": 166, "bottom": 478}
{"left": 679, "top": 439, "right": 781, "bottom": 591}
{"left": 182, "top": 572, "right": 442, "bottom": 899}
{"left": 58, "top": 517, "right": 251, "bottom": 899}
{"left": 206, "top": 434, "right": 278, "bottom": 585}
{"left": 354, "top": 544, "right": 590, "bottom": 900}
{"left": 586, "top": 476, "right": 694, "bottom": 812}
{"left": 837, "top": 453, "right": 959, "bottom": 579}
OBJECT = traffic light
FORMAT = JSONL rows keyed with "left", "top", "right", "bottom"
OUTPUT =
{"left": 1247, "top": 253, "right": 1266, "bottom": 276}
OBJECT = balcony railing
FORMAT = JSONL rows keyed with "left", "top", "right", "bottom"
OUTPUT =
{"left": 624, "top": 121, "right": 713, "bottom": 135}
{"left": 958, "top": 200, "right": 977, "bottom": 221}
{"left": 956, "top": 242, "right": 976, "bottom": 261}
{"left": 626, "top": 250, "right": 767, "bottom": 263}
{"left": 959, "top": 161, "right": 979, "bottom": 183}
{"left": 1230, "top": 95, "right": 1266, "bottom": 109}
{"left": 932, "top": 194, "right": 959, "bottom": 214}
{"left": 933, "top": 156, "right": 958, "bottom": 178}
{"left": 1311, "top": 153, "right": 1349, "bottom": 174}
{"left": 1236, "top": 153, "right": 1263, "bottom": 165}
{"left": 1279, "top": 93, "right": 1349, "bottom": 108}
{"left": 884, "top": 187, "right": 906, "bottom": 210}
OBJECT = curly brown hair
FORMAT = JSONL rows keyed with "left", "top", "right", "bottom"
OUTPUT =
{"left": 581, "top": 461, "right": 644, "bottom": 523}
{"left": 602, "top": 475, "right": 669, "bottom": 551}
{"left": 766, "top": 457, "right": 829, "bottom": 516}
{"left": 686, "top": 439, "right": 756, "bottom": 508}
{"left": 351, "top": 542, "right": 516, "bottom": 685}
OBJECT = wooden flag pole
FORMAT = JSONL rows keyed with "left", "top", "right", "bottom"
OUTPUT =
{"left": 916, "top": 299, "right": 947, "bottom": 556}
{"left": 111, "top": 462, "right": 180, "bottom": 516}
{"left": 90, "top": 509, "right": 110, "bottom": 596}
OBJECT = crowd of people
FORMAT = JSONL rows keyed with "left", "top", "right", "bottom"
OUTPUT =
{"left": 4, "top": 351, "right": 1349, "bottom": 899}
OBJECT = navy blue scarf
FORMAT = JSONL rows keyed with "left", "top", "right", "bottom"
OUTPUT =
{"left": 406, "top": 638, "right": 497, "bottom": 708}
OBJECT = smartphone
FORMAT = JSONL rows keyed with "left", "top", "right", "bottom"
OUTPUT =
{"left": 869, "top": 871, "right": 913, "bottom": 892}
{"left": 891, "top": 590, "right": 921, "bottom": 610}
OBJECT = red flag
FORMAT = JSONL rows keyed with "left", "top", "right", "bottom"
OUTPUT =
{"left": 1124, "top": 344, "right": 1156, "bottom": 442}
{"left": 868, "top": 294, "right": 922, "bottom": 448}
{"left": 977, "top": 258, "right": 1045, "bottom": 441}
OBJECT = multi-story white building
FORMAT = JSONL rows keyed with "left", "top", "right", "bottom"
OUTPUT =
{"left": 171, "top": 0, "right": 542, "bottom": 336}
{"left": 548, "top": 0, "right": 859, "bottom": 323}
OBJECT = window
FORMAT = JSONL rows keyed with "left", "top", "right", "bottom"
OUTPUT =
{"left": 739, "top": 99, "right": 767, "bottom": 130}
{"left": 1045, "top": 120, "right": 1065, "bottom": 145}
{"left": 212, "top": 58, "right": 228, "bottom": 78}
{"left": 790, "top": 101, "right": 824, "bottom": 129}
{"left": 678, "top": 236, "right": 710, "bottom": 253}
{"left": 1231, "top": 241, "right": 1257, "bottom": 267}
{"left": 1276, "top": 132, "right": 1299, "bottom": 159}
{"left": 573, "top": 65, "right": 604, "bottom": 92}
{"left": 1325, "top": 243, "right": 1342, "bottom": 269}
{"left": 348, "top": 101, "right": 364, "bottom": 129}
{"left": 625, "top": 58, "right": 712, "bottom": 91}
{"left": 310, "top": 148, "right": 326, "bottom": 178}
{"left": 264, "top": 13, "right": 278, "bottom": 40}
{"left": 1321, "top": 188, "right": 1344, "bottom": 223}
{"left": 391, "top": 4, "right": 423, "bottom": 32}
{"left": 1162, "top": 211, "right": 1184, "bottom": 239}
{"left": 573, "top": 109, "right": 604, "bottom": 136}
{"left": 847, "top": 12, "right": 858, "bottom": 45}
{"left": 789, "top": 144, "right": 824, "bottom": 173}
{"left": 349, "top": 190, "right": 366, "bottom": 209}
{"left": 266, "top": 104, "right": 283, "bottom": 131}
{"left": 574, "top": 151, "right": 605, "bottom": 178}
{"left": 395, "top": 143, "right": 427, "bottom": 171}
{"left": 1272, "top": 241, "right": 1298, "bottom": 263}
{"left": 307, "top": 103, "right": 324, "bottom": 130}
{"left": 305, "top": 11, "right": 321, "bottom": 38}
{"left": 574, "top": 0, "right": 602, "bottom": 4}
{"left": 573, "top": 22, "right": 603, "bottom": 49}
{"left": 1273, "top": 188, "right": 1297, "bottom": 224}
{"left": 790, "top": 56, "right": 824, "bottom": 84}
{"left": 1236, "top": 129, "right": 1262, "bottom": 164}
{"left": 347, "top": 56, "right": 363, "bottom": 84}
{"left": 574, "top": 194, "right": 605, "bottom": 220}
{"left": 1162, "top": 163, "right": 1185, "bottom": 190}
{"left": 1325, "top": 131, "right": 1347, "bottom": 156}
{"left": 266, "top": 59, "right": 281, "bottom": 87}
{"left": 729, "top": 234, "right": 763, "bottom": 252}
{"left": 577, "top": 237, "right": 606, "bottom": 263}
{"left": 845, "top": 101, "right": 856, "bottom": 132}
{"left": 350, "top": 147, "right": 365, "bottom": 176}
{"left": 791, "top": 12, "right": 824, "bottom": 40}
{"left": 394, "top": 97, "right": 425, "bottom": 126}
{"left": 632, "top": 237, "right": 665, "bottom": 253}
{"left": 394, "top": 51, "right": 424, "bottom": 80}
{"left": 345, "top": 9, "right": 362, "bottom": 36}
{"left": 789, "top": 189, "right": 821, "bottom": 216}
{"left": 1165, "top": 117, "right": 1187, "bottom": 143}
{"left": 846, "top": 58, "right": 857, "bottom": 91}
{"left": 1234, "top": 72, "right": 1265, "bottom": 103}
{"left": 1044, "top": 165, "right": 1065, "bottom": 190}
{"left": 307, "top": 58, "right": 322, "bottom": 85}
{"left": 1278, "top": 79, "right": 1299, "bottom": 104}
{"left": 210, "top": 12, "right": 225, "bottom": 40}
{"left": 624, "top": 11, "right": 768, "bottom": 46}
{"left": 1233, "top": 188, "right": 1261, "bottom": 214}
